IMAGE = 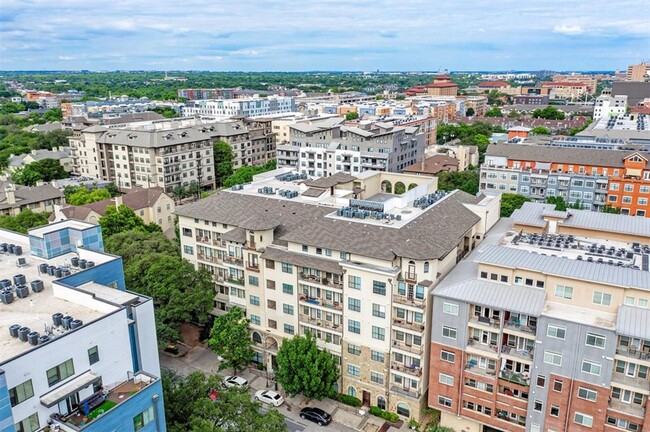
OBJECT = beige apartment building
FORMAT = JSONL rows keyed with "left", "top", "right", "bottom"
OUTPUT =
{"left": 70, "top": 125, "right": 216, "bottom": 192}
{"left": 627, "top": 62, "right": 650, "bottom": 82}
{"left": 176, "top": 168, "right": 500, "bottom": 422}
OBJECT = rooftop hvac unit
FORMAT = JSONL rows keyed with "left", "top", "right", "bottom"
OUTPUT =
{"left": 62, "top": 315, "right": 73, "bottom": 330}
{"left": 70, "top": 320, "right": 83, "bottom": 329}
{"left": 16, "top": 286, "right": 29, "bottom": 299}
{"left": 13, "top": 274, "right": 26, "bottom": 285}
{"left": 28, "top": 331, "right": 40, "bottom": 346}
{"left": 38, "top": 335, "right": 50, "bottom": 345}
{"left": 1, "top": 289, "right": 14, "bottom": 304}
{"left": 9, "top": 324, "right": 21, "bottom": 338}
{"left": 52, "top": 313, "right": 63, "bottom": 327}
{"left": 0, "top": 279, "right": 11, "bottom": 289}
{"left": 31, "top": 280, "right": 44, "bottom": 293}
{"left": 18, "top": 326, "right": 30, "bottom": 342}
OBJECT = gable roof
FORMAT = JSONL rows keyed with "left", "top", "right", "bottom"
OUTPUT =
{"left": 60, "top": 188, "right": 167, "bottom": 218}
{"left": 0, "top": 182, "right": 63, "bottom": 210}
{"left": 402, "top": 155, "right": 459, "bottom": 175}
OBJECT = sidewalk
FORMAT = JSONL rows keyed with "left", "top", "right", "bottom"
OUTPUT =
{"left": 160, "top": 346, "right": 370, "bottom": 431}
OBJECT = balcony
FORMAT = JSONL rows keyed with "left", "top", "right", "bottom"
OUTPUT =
{"left": 469, "top": 315, "right": 501, "bottom": 329}
{"left": 495, "top": 410, "right": 527, "bottom": 428}
{"left": 223, "top": 255, "right": 244, "bottom": 267}
{"left": 49, "top": 374, "right": 157, "bottom": 431}
{"left": 392, "top": 295, "right": 425, "bottom": 310}
{"left": 392, "top": 318, "right": 425, "bottom": 333}
{"left": 392, "top": 340, "right": 424, "bottom": 355}
{"left": 298, "top": 314, "right": 342, "bottom": 332}
{"left": 299, "top": 273, "right": 343, "bottom": 289}
{"left": 403, "top": 272, "right": 417, "bottom": 283}
{"left": 608, "top": 399, "right": 646, "bottom": 418}
{"left": 226, "top": 277, "right": 245, "bottom": 286}
{"left": 467, "top": 338, "right": 500, "bottom": 355}
{"left": 197, "top": 254, "right": 217, "bottom": 264}
{"left": 611, "top": 371, "right": 650, "bottom": 391}
{"left": 616, "top": 346, "right": 650, "bottom": 361}
{"left": 299, "top": 295, "right": 342, "bottom": 311}
{"left": 390, "top": 385, "right": 422, "bottom": 400}
{"left": 504, "top": 319, "right": 537, "bottom": 335}
{"left": 246, "top": 261, "right": 259, "bottom": 272}
{"left": 501, "top": 345, "right": 534, "bottom": 361}
{"left": 195, "top": 236, "right": 213, "bottom": 245}
{"left": 499, "top": 369, "right": 530, "bottom": 387}
{"left": 391, "top": 361, "right": 423, "bottom": 377}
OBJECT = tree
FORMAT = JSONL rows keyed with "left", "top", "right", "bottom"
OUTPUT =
{"left": 532, "top": 106, "right": 565, "bottom": 120}
{"left": 275, "top": 332, "right": 339, "bottom": 400}
{"left": 500, "top": 194, "right": 531, "bottom": 217}
{"left": 507, "top": 110, "right": 521, "bottom": 119}
{"left": 0, "top": 209, "right": 49, "bottom": 233}
{"left": 99, "top": 205, "right": 162, "bottom": 238}
{"left": 163, "top": 371, "right": 287, "bottom": 432}
{"left": 485, "top": 107, "right": 503, "bottom": 118}
{"left": 345, "top": 111, "right": 359, "bottom": 120}
{"left": 465, "top": 108, "right": 475, "bottom": 117}
{"left": 149, "top": 106, "right": 179, "bottom": 118}
{"left": 208, "top": 307, "right": 254, "bottom": 374}
{"left": 20, "top": 158, "right": 69, "bottom": 182}
{"left": 11, "top": 166, "right": 42, "bottom": 186}
{"left": 546, "top": 196, "right": 568, "bottom": 211}
{"left": 213, "top": 140, "right": 234, "bottom": 187}
{"left": 436, "top": 170, "right": 479, "bottom": 195}
{"left": 602, "top": 205, "right": 621, "bottom": 214}
{"left": 530, "top": 126, "right": 551, "bottom": 135}
{"left": 223, "top": 160, "right": 277, "bottom": 188}
{"left": 65, "top": 185, "right": 112, "bottom": 205}
{"left": 42, "top": 108, "right": 63, "bottom": 122}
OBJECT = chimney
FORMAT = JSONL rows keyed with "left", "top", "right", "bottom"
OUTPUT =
{"left": 5, "top": 185, "right": 16, "bottom": 205}
{"left": 114, "top": 195, "right": 123, "bottom": 208}
{"left": 31, "top": 149, "right": 37, "bottom": 155}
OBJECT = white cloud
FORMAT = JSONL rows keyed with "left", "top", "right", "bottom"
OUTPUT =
{"left": 553, "top": 24, "right": 584, "bottom": 35}
{"left": 196, "top": 55, "right": 223, "bottom": 61}
{"left": 58, "top": 55, "right": 75, "bottom": 60}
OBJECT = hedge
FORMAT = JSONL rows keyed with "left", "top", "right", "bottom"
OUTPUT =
{"left": 335, "top": 394, "right": 362, "bottom": 407}
{"left": 369, "top": 406, "right": 399, "bottom": 422}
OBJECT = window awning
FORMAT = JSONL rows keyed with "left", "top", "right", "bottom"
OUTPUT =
{"left": 626, "top": 168, "right": 642, "bottom": 177}
{"left": 40, "top": 370, "right": 100, "bottom": 407}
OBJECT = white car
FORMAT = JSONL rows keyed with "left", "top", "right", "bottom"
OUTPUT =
{"left": 254, "top": 389, "right": 284, "bottom": 407}
{"left": 223, "top": 375, "right": 249, "bottom": 388}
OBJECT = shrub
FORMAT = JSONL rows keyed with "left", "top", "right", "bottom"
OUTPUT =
{"left": 369, "top": 406, "right": 399, "bottom": 422}
{"left": 335, "top": 394, "right": 362, "bottom": 407}
{"left": 369, "top": 406, "right": 383, "bottom": 416}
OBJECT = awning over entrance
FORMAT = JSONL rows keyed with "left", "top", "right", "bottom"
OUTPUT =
{"left": 40, "top": 370, "right": 100, "bottom": 407}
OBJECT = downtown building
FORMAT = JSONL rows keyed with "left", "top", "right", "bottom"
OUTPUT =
{"left": 277, "top": 119, "right": 426, "bottom": 177}
{"left": 0, "top": 220, "right": 165, "bottom": 432}
{"left": 428, "top": 202, "right": 650, "bottom": 432}
{"left": 182, "top": 96, "right": 296, "bottom": 118}
{"left": 176, "top": 168, "right": 500, "bottom": 422}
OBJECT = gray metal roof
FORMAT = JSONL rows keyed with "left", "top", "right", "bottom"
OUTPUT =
{"left": 512, "top": 202, "right": 650, "bottom": 238}
{"left": 616, "top": 305, "right": 650, "bottom": 340}
{"left": 97, "top": 127, "right": 212, "bottom": 148}
{"left": 475, "top": 244, "right": 650, "bottom": 290}
{"left": 434, "top": 278, "right": 546, "bottom": 316}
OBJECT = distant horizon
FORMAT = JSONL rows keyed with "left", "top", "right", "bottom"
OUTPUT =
{"left": 0, "top": 69, "right": 622, "bottom": 74}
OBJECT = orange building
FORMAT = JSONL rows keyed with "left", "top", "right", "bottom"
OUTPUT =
{"left": 405, "top": 75, "right": 458, "bottom": 97}
{"left": 506, "top": 126, "right": 531, "bottom": 140}
{"left": 606, "top": 153, "right": 650, "bottom": 216}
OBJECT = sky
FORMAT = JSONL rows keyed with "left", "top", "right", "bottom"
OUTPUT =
{"left": 0, "top": 0, "right": 649, "bottom": 71}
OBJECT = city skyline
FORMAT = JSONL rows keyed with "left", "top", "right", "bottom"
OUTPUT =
{"left": 1, "top": 0, "right": 648, "bottom": 71}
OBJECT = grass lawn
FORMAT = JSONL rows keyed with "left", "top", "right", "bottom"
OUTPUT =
{"left": 87, "top": 400, "right": 117, "bottom": 420}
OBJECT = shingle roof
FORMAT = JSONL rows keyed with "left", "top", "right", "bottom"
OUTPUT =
{"left": 60, "top": 188, "right": 166, "bottom": 218}
{"left": 303, "top": 172, "right": 357, "bottom": 189}
{"left": 261, "top": 247, "right": 342, "bottom": 274}
{"left": 486, "top": 143, "right": 650, "bottom": 168}
{"left": 434, "top": 278, "right": 546, "bottom": 316}
{"left": 97, "top": 127, "right": 211, "bottom": 148}
{"left": 402, "top": 155, "right": 459, "bottom": 175}
{"left": 176, "top": 190, "right": 482, "bottom": 261}
{"left": 475, "top": 244, "right": 650, "bottom": 290}
{"left": 221, "top": 227, "right": 246, "bottom": 243}
{"left": 0, "top": 183, "right": 63, "bottom": 210}
{"left": 616, "top": 306, "right": 650, "bottom": 339}
{"left": 8, "top": 149, "right": 70, "bottom": 167}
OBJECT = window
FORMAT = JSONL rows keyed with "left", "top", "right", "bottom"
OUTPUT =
{"left": 592, "top": 291, "right": 611, "bottom": 306}
{"left": 536, "top": 375, "right": 546, "bottom": 387}
{"left": 440, "top": 350, "right": 456, "bottom": 363}
{"left": 348, "top": 344, "right": 361, "bottom": 355}
{"left": 281, "top": 262, "right": 293, "bottom": 273}
{"left": 544, "top": 351, "right": 562, "bottom": 366}
{"left": 585, "top": 333, "right": 606, "bottom": 348}
{"left": 581, "top": 360, "right": 601, "bottom": 375}
{"left": 88, "top": 346, "right": 100, "bottom": 365}
{"left": 500, "top": 275, "right": 508, "bottom": 283}
{"left": 550, "top": 405, "right": 560, "bottom": 417}
{"left": 424, "top": 262, "right": 430, "bottom": 273}
{"left": 46, "top": 359, "right": 74, "bottom": 387}
{"left": 249, "top": 295, "right": 260, "bottom": 306}
{"left": 438, "top": 396, "right": 452, "bottom": 407}
{"left": 370, "top": 372, "right": 384, "bottom": 384}
{"left": 553, "top": 379, "right": 563, "bottom": 392}
{"left": 348, "top": 275, "right": 361, "bottom": 289}
{"left": 348, "top": 298, "right": 361, "bottom": 312}
{"left": 182, "top": 228, "right": 192, "bottom": 237}
{"left": 443, "top": 302, "right": 459, "bottom": 315}
{"left": 547, "top": 324, "right": 566, "bottom": 339}
{"left": 348, "top": 320, "right": 360, "bottom": 334}
{"left": 372, "top": 303, "right": 386, "bottom": 318}
{"left": 248, "top": 275, "right": 259, "bottom": 286}
{"left": 282, "top": 304, "right": 294, "bottom": 315}
{"left": 439, "top": 373, "right": 454, "bottom": 386}
{"left": 284, "top": 324, "right": 295, "bottom": 335}
{"left": 555, "top": 284, "right": 573, "bottom": 299}
{"left": 9, "top": 380, "right": 34, "bottom": 407}
{"left": 133, "top": 406, "right": 155, "bottom": 431}
{"left": 183, "top": 245, "right": 194, "bottom": 255}
{"left": 268, "top": 319, "right": 277, "bottom": 329}
{"left": 371, "top": 350, "right": 385, "bottom": 363}
{"left": 442, "top": 326, "right": 457, "bottom": 339}
{"left": 372, "top": 326, "right": 385, "bottom": 341}
{"left": 282, "top": 283, "right": 293, "bottom": 294}
{"left": 302, "top": 245, "right": 308, "bottom": 252}
{"left": 250, "top": 314, "right": 261, "bottom": 326}
{"left": 372, "top": 281, "right": 386, "bottom": 295}
{"left": 574, "top": 412, "right": 593, "bottom": 427}
{"left": 347, "top": 364, "right": 360, "bottom": 376}
{"left": 578, "top": 387, "right": 597, "bottom": 402}
{"left": 15, "top": 413, "right": 39, "bottom": 432}
{"left": 534, "top": 400, "right": 543, "bottom": 412}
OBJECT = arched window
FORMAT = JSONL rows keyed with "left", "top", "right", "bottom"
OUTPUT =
{"left": 394, "top": 182, "right": 406, "bottom": 195}
{"left": 348, "top": 386, "right": 357, "bottom": 398}
{"left": 423, "top": 262, "right": 430, "bottom": 273}
{"left": 377, "top": 396, "right": 386, "bottom": 410}
{"left": 381, "top": 180, "right": 392, "bottom": 193}
{"left": 252, "top": 332, "right": 262, "bottom": 344}
{"left": 396, "top": 402, "right": 410, "bottom": 417}
{"left": 408, "top": 183, "right": 418, "bottom": 190}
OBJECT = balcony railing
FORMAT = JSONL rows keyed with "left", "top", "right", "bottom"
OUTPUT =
{"left": 246, "top": 261, "right": 259, "bottom": 271}
{"left": 197, "top": 254, "right": 217, "bottom": 264}
{"left": 390, "top": 385, "right": 421, "bottom": 400}
{"left": 404, "top": 272, "right": 417, "bottom": 282}
{"left": 299, "top": 273, "right": 343, "bottom": 288}
{"left": 223, "top": 256, "right": 244, "bottom": 267}
{"left": 226, "top": 277, "right": 245, "bottom": 286}
{"left": 504, "top": 320, "right": 537, "bottom": 335}
{"left": 616, "top": 346, "right": 650, "bottom": 361}
{"left": 501, "top": 345, "right": 534, "bottom": 361}
{"left": 392, "top": 318, "right": 425, "bottom": 333}
{"left": 392, "top": 340, "right": 424, "bottom": 355}
{"left": 611, "top": 371, "right": 650, "bottom": 391}
{"left": 608, "top": 399, "right": 646, "bottom": 418}
{"left": 499, "top": 369, "right": 530, "bottom": 387}
{"left": 298, "top": 314, "right": 342, "bottom": 332}
{"left": 469, "top": 315, "right": 501, "bottom": 329}
{"left": 195, "top": 236, "right": 213, "bottom": 244}
{"left": 392, "top": 295, "right": 425, "bottom": 309}
{"left": 391, "top": 362, "right": 422, "bottom": 377}
{"left": 299, "top": 295, "right": 342, "bottom": 311}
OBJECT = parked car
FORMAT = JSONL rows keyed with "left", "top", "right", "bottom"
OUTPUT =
{"left": 223, "top": 375, "right": 249, "bottom": 388}
{"left": 300, "top": 407, "right": 332, "bottom": 426}
{"left": 254, "top": 390, "right": 284, "bottom": 407}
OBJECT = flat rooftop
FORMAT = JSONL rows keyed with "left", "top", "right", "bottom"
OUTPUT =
{"left": 0, "top": 232, "right": 127, "bottom": 364}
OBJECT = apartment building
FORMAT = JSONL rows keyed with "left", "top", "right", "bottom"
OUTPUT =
{"left": 627, "top": 63, "right": 650, "bottom": 82}
{"left": 541, "top": 82, "right": 589, "bottom": 100}
{"left": 176, "top": 168, "right": 500, "bottom": 422}
{"left": 0, "top": 182, "right": 64, "bottom": 217}
{"left": 481, "top": 143, "right": 650, "bottom": 215}
{"left": 405, "top": 76, "right": 459, "bottom": 97}
{"left": 551, "top": 74, "right": 598, "bottom": 94}
{"left": 0, "top": 220, "right": 165, "bottom": 432}
{"left": 182, "top": 96, "right": 296, "bottom": 118}
{"left": 594, "top": 95, "right": 629, "bottom": 120}
{"left": 428, "top": 202, "right": 650, "bottom": 432}
{"left": 177, "top": 88, "right": 236, "bottom": 100}
{"left": 277, "top": 120, "right": 425, "bottom": 177}
{"left": 69, "top": 125, "right": 216, "bottom": 192}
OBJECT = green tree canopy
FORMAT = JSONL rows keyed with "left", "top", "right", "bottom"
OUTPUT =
{"left": 275, "top": 332, "right": 339, "bottom": 400}
{"left": 64, "top": 185, "right": 112, "bottom": 205}
{"left": 532, "top": 106, "right": 565, "bottom": 120}
{"left": 436, "top": 170, "right": 480, "bottom": 196}
{"left": 530, "top": 126, "right": 551, "bottom": 135}
{"left": 546, "top": 196, "right": 568, "bottom": 211}
{"left": 11, "top": 166, "right": 43, "bottom": 186}
{"left": 0, "top": 209, "right": 50, "bottom": 234}
{"left": 465, "top": 107, "right": 475, "bottom": 117}
{"left": 500, "top": 193, "right": 532, "bottom": 217}
{"left": 345, "top": 111, "right": 359, "bottom": 120}
{"left": 99, "top": 205, "right": 162, "bottom": 238}
{"left": 223, "top": 160, "right": 277, "bottom": 188}
{"left": 149, "top": 106, "right": 180, "bottom": 118}
{"left": 207, "top": 307, "right": 254, "bottom": 374}
{"left": 214, "top": 140, "right": 234, "bottom": 187}
{"left": 485, "top": 107, "right": 503, "bottom": 117}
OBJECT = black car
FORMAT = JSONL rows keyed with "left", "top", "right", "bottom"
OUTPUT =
{"left": 300, "top": 407, "right": 332, "bottom": 426}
